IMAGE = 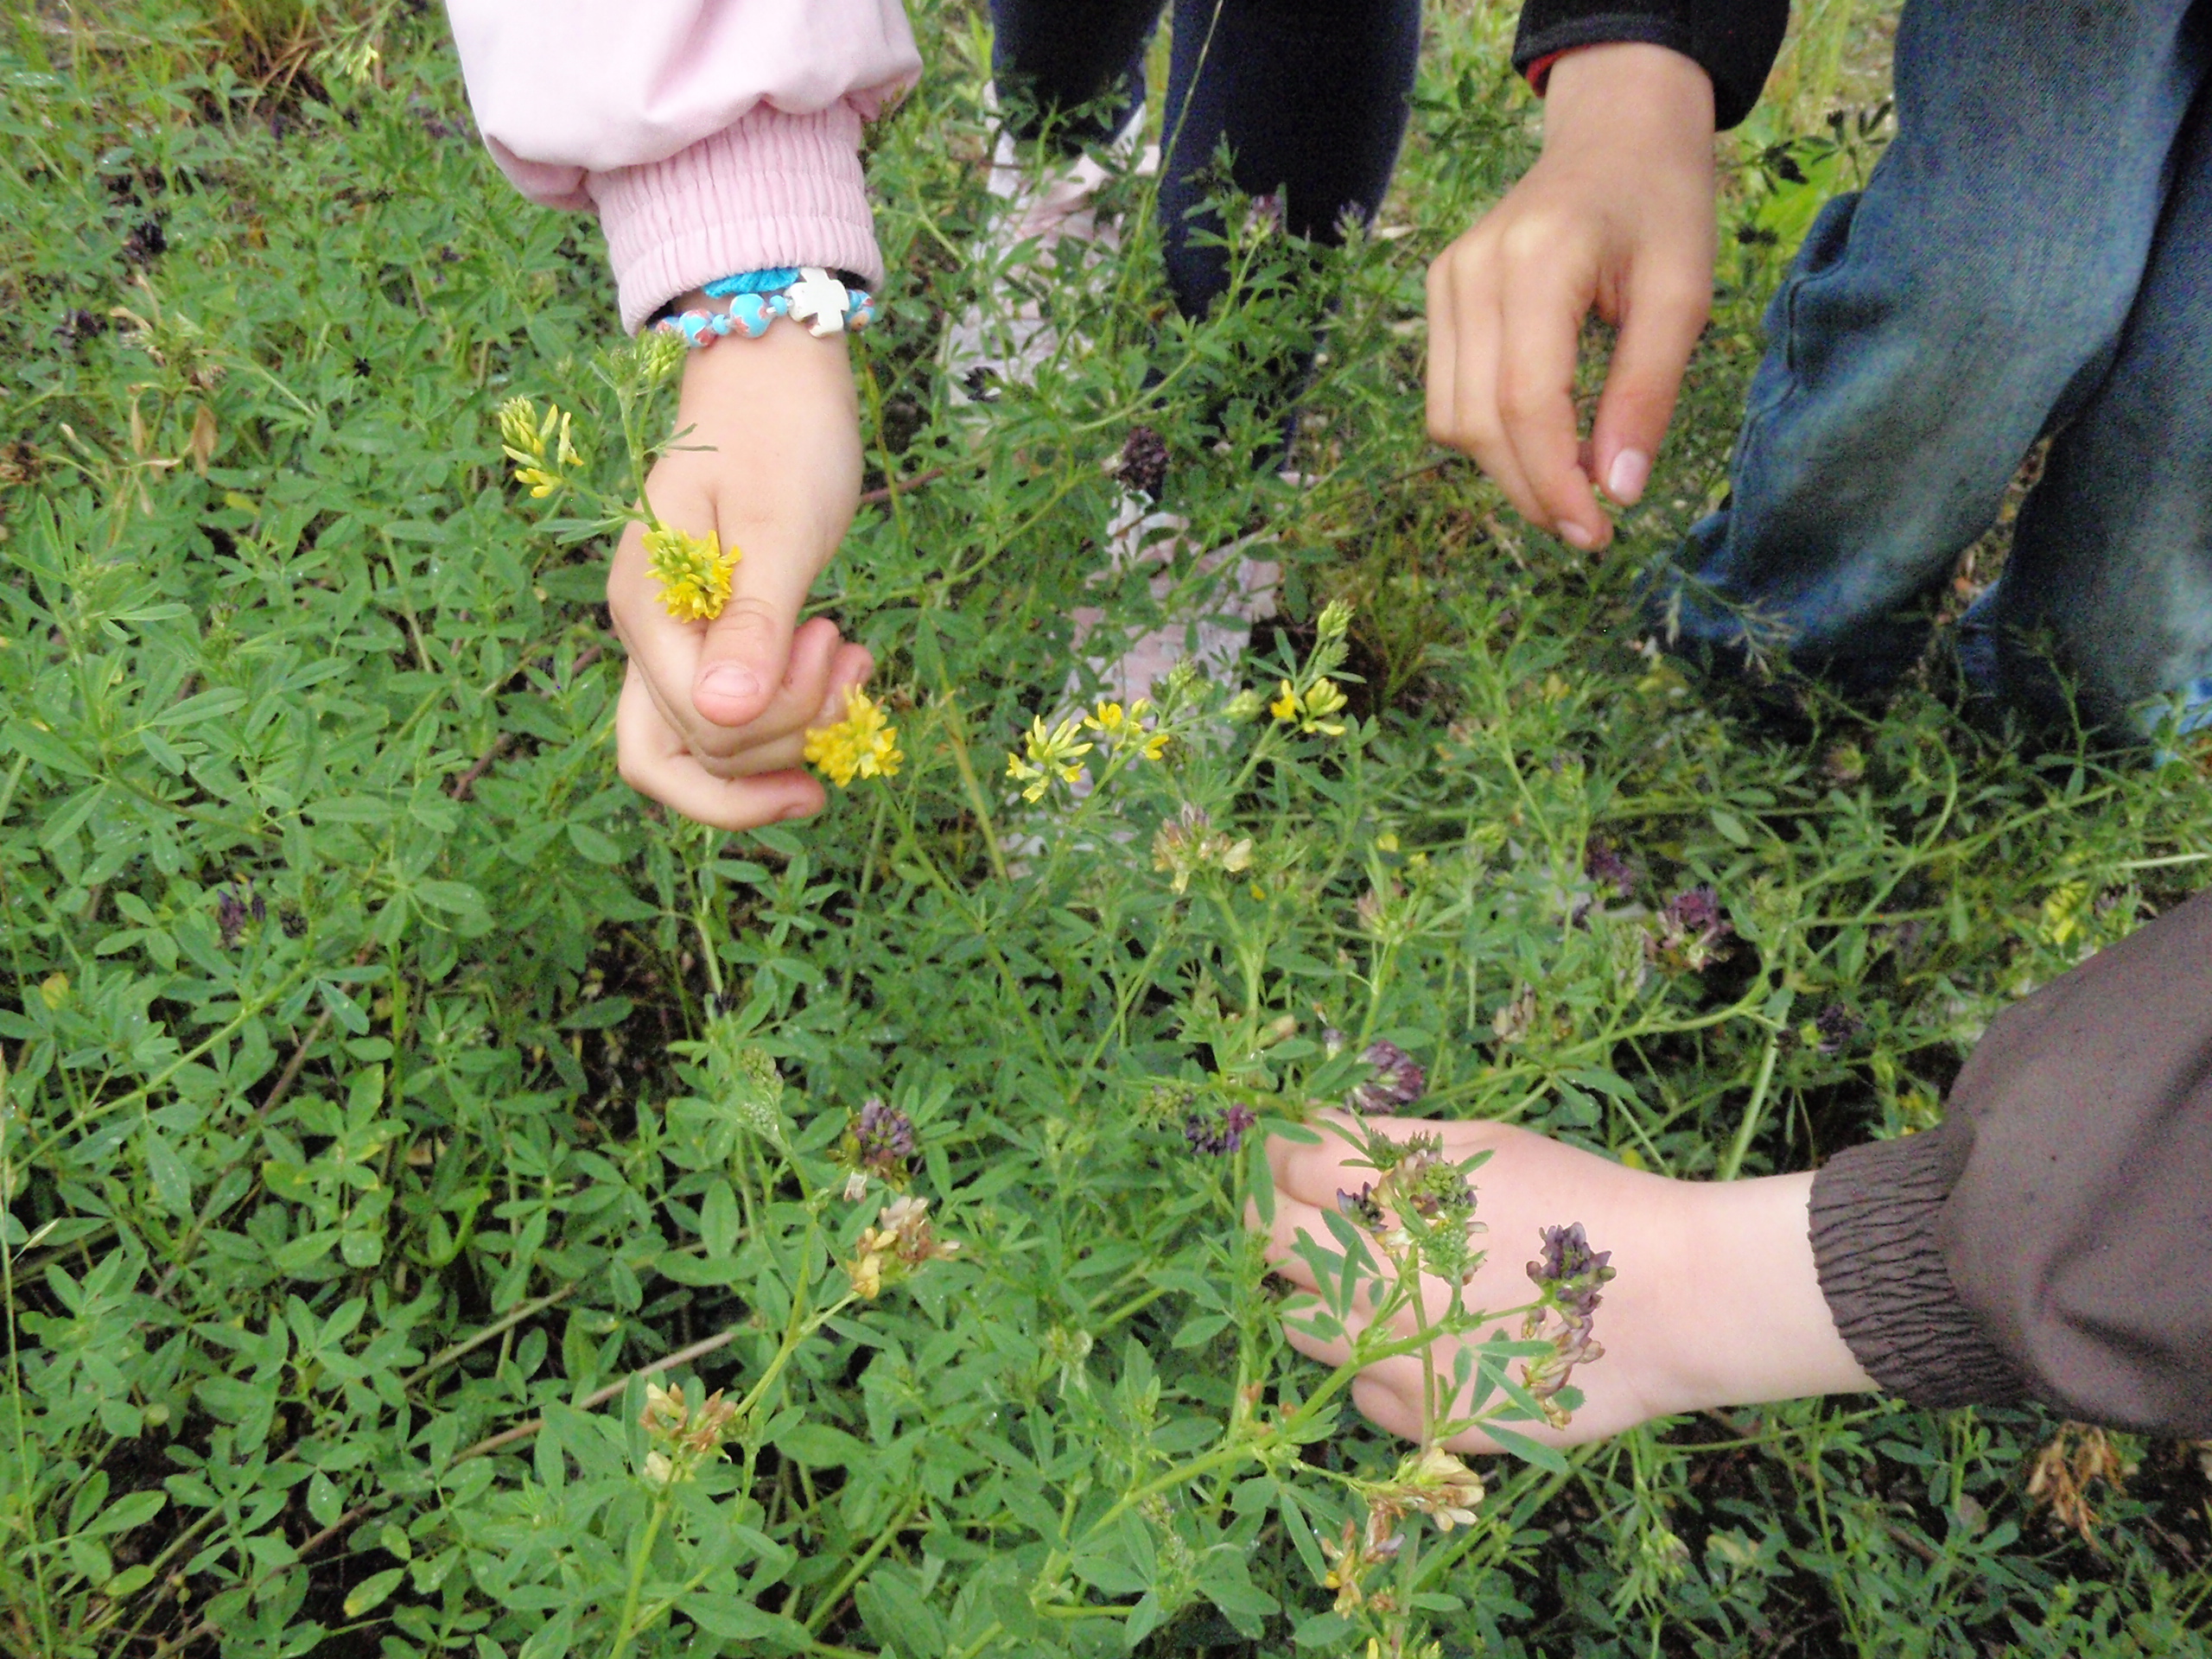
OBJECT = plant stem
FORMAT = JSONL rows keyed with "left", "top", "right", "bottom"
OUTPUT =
{"left": 601, "top": 1494, "right": 671, "bottom": 1659}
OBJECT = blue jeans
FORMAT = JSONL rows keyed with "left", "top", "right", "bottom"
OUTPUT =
{"left": 1663, "top": 0, "right": 2212, "bottom": 735}
{"left": 988, "top": 0, "right": 1420, "bottom": 321}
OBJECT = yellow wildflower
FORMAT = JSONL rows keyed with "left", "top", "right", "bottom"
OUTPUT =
{"left": 2040, "top": 880, "right": 2093, "bottom": 948}
{"left": 1301, "top": 677, "right": 1349, "bottom": 733}
{"left": 1082, "top": 697, "right": 1169, "bottom": 761}
{"left": 644, "top": 524, "right": 740, "bottom": 622}
{"left": 1006, "top": 714, "right": 1093, "bottom": 803}
{"left": 495, "top": 396, "right": 582, "bottom": 498}
{"left": 1269, "top": 677, "right": 1350, "bottom": 736}
{"left": 803, "top": 687, "right": 903, "bottom": 787}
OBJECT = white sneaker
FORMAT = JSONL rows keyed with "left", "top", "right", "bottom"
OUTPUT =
{"left": 944, "top": 86, "right": 1158, "bottom": 399}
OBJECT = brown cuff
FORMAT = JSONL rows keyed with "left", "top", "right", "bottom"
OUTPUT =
{"left": 1809, "top": 1128, "right": 2029, "bottom": 1409}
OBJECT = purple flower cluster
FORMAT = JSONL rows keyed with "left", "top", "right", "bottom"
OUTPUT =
{"left": 216, "top": 879, "right": 266, "bottom": 949}
{"left": 1522, "top": 1222, "right": 1618, "bottom": 1415}
{"left": 1582, "top": 836, "right": 1636, "bottom": 900}
{"left": 1528, "top": 1221, "right": 1613, "bottom": 1307}
{"left": 1119, "top": 424, "right": 1169, "bottom": 500}
{"left": 1336, "top": 1182, "right": 1386, "bottom": 1233}
{"left": 1347, "top": 1040, "right": 1425, "bottom": 1116}
{"left": 1649, "top": 885, "right": 1734, "bottom": 972}
{"left": 1811, "top": 1002, "right": 1863, "bottom": 1055}
{"left": 1664, "top": 887, "right": 1726, "bottom": 936}
{"left": 1184, "top": 1101, "right": 1257, "bottom": 1156}
{"left": 852, "top": 1096, "right": 915, "bottom": 1173}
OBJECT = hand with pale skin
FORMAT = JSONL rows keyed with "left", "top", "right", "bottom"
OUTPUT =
{"left": 609, "top": 316, "right": 874, "bottom": 830}
{"left": 1427, "top": 41, "right": 1719, "bottom": 552}
{"left": 1258, "top": 1112, "right": 1875, "bottom": 1451}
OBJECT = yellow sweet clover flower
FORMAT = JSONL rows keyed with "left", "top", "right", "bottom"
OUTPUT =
{"left": 1082, "top": 698, "right": 1170, "bottom": 761}
{"left": 496, "top": 396, "right": 582, "bottom": 498}
{"left": 644, "top": 523, "right": 740, "bottom": 622}
{"left": 1006, "top": 714, "right": 1093, "bottom": 803}
{"left": 803, "top": 687, "right": 903, "bottom": 787}
{"left": 1269, "top": 677, "right": 1350, "bottom": 736}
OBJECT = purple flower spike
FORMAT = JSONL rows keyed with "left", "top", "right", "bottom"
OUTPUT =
{"left": 1184, "top": 1101, "right": 1257, "bottom": 1156}
{"left": 1583, "top": 836, "right": 1636, "bottom": 899}
{"left": 1348, "top": 1040, "right": 1425, "bottom": 1115}
{"left": 853, "top": 1096, "right": 915, "bottom": 1173}
{"left": 1663, "top": 886, "right": 1727, "bottom": 936}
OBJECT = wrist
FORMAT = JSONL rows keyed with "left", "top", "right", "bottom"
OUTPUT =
{"left": 1655, "top": 1173, "right": 1877, "bottom": 1413}
{"left": 1541, "top": 41, "right": 1715, "bottom": 159}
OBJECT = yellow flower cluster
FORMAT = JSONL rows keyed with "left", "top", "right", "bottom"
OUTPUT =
{"left": 1007, "top": 713, "right": 1094, "bottom": 803}
{"left": 803, "top": 687, "right": 903, "bottom": 787}
{"left": 495, "top": 397, "right": 581, "bottom": 499}
{"left": 1269, "top": 675, "right": 1350, "bottom": 736}
{"left": 1083, "top": 697, "right": 1171, "bottom": 760}
{"left": 1007, "top": 699, "right": 1171, "bottom": 803}
{"left": 849, "top": 1195, "right": 959, "bottom": 1300}
{"left": 643, "top": 524, "right": 740, "bottom": 623}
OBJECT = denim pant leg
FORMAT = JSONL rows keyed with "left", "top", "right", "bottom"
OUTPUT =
{"left": 1662, "top": 0, "right": 2207, "bottom": 698}
{"left": 1967, "top": 55, "right": 2212, "bottom": 734}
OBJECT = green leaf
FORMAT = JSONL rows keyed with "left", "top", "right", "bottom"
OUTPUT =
{"left": 88, "top": 1490, "right": 165, "bottom": 1536}
{"left": 152, "top": 688, "right": 249, "bottom": 728}
{"left": 677, "top": 1593, "right": 810, "bottom": 1650}
{"left": 778, "top": 1423, "right": 866, "bottom": 1469}
{"left": 343, "top": 1567, "right": 405, "bottom": 1619}
{"left": 141, "top": 1128, "right": 194, "bottom": 1218}
{"left": 1122, "top": 1591, "right": 1166, "bottom": 1649}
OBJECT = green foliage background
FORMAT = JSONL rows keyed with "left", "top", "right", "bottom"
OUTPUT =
{"left": 3, "top": 2, "right": 2209, "bottom": 1655}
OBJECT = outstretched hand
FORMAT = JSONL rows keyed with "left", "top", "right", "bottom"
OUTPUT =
{"left": 1256, "top": 1112, "right": 1875, "bottom": 1452}
{"left": 607, "top": 322, "right": 874, "bottom": 830}
{"left": 1426, "top": 41, "right": 1718, "bottom": 551}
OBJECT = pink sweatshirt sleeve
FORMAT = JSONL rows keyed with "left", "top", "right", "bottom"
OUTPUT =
{"left": 443, "top": 2, "right": 921, "bottom": 332}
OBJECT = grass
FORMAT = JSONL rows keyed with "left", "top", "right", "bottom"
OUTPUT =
{"left": 1, "top": 1, "right": 2209, "bottom": 1656}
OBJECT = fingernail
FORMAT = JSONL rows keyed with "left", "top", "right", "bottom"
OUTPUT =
{"left": 1559, "top": 521, "right": 1597, "bottom": 551}
{"left": 779, "top": 802, "right": 812, "bottom": 822}
{"left": 699, "top": 664, "right": 761, "bottom": 704}
{"left": 1605, "top": 448, "right": 1651, "bottom": 505}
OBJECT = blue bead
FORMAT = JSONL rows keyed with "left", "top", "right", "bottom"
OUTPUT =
{"left": 729, "top": 293, "right": 771, "bottom": 337}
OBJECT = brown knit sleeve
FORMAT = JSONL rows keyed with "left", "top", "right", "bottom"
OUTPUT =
{"left": 1809, "top": 1124, "right": 2028, "bottom": 1408}
{"left": 1812, "top": 886, "right": 2212, "bottom": 1437}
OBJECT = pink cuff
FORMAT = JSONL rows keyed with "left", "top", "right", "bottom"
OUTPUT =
{"left": 588, "top": 103, "right": 883, "bottom": 334}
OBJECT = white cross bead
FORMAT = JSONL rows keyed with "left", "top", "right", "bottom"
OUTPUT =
{"left": 785, "top": 266, "right": 851, "bottom": 337}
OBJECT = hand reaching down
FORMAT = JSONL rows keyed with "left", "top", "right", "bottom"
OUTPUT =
{"left": 607, "top": 321, "right": 874, "bottom": 830}
{"left": 1257, "top": 1112, "right": 1875, "bottom": 1452}
{"left": 1426, "top": 42, "right": 1719, "bottom": 552}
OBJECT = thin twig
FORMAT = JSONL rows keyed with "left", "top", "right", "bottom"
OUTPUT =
{"left": 857, "top": 466, "right": 944, "bottom": 506}
{"left": 448, "top": 643, "right": 605, "bottom": 801}
{"left": 446, "top": 733, "right": 511, "bottom": 801}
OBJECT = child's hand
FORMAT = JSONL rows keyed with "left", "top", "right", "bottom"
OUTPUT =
{"left": 607, "top": 321, "right": 874, "bottom": 830}
{"left": 1257, "top": 1112, "right": 1872, "bottom": 1451}
{"left": 1425, "top": 42, "right": 1717, "bottom": 553}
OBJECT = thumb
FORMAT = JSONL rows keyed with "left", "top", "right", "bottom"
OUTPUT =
{"left": 691, "top": 529, "right": 815, "bottom": 728}
{"left": 1589, "top": 265, "right": 1708, "bottom": 508}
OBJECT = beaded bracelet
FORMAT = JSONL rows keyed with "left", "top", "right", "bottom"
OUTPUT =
{"left": 653, "top": 265, "right": 876, "bottom": 347}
